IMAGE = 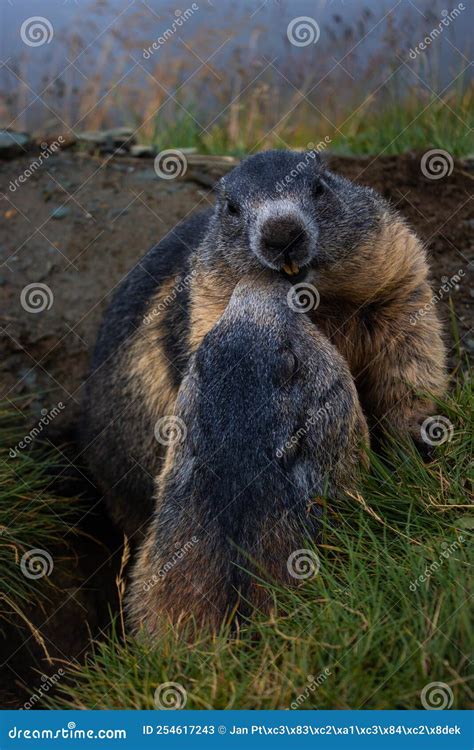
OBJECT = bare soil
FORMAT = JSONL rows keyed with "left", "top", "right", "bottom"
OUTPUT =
{"left": 1, "top": 151, "right": 473, "bottom": 413}
{"left": 0, "top": 150, "right": 472, "bottom": 707}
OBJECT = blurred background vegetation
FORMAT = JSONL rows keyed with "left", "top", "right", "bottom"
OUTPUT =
{"left": 1, "top": 0, "right": 473, "bottom": 155}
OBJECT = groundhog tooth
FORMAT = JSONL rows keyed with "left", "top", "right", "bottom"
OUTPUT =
{"left": 282, "top": 263, "right": 300, "bottom": 276}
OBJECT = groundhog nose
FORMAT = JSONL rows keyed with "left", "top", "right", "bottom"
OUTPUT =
{"left": 259, "top": 216, "right": 311, "bottom": 268}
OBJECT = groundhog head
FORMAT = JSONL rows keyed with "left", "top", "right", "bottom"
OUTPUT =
{"left": 202, "top": 150, "right": 381, "bottom": 280}
{"left": 128, "top": 276, "right": 367, "bottom": 633}
{"left": 175, "top": 275, "right": 358, "bottom": 482}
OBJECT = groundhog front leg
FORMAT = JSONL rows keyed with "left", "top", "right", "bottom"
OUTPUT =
{"left": 356, "top": 296, "right": 447, "bottom": 451}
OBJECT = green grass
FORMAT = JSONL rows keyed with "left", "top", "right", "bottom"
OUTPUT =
{"left": 329, "top": 93, "right": 474, "bottom": 157}
{"left": 48, "top": 370, "right": 473, "bottom": 710}
{"left": 142, "top": 87, "right": 474, "bottom": 158}
{"left": 0, "top": 401, "right": 79, "bottom": 627}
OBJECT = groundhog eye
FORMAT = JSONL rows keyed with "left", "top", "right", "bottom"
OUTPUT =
{"left": 313, "top": 181, "right": 325, "bottom": 199}
{"left": 226, "top": 198, "right": 240, "bottom": 216}
{"left": 276, "top": 349, "right": 299, "bottom": 385}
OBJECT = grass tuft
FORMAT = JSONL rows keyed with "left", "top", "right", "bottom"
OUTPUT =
{"left": 0, "top": 401, "right": 80, "bottom": 626}
{"left": 48, "top": 371, "right": 473, "bottom": 710}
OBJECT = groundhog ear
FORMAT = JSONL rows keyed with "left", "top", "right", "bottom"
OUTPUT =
{"left": 215, "top": 175, "right": 226, "bottom": 194}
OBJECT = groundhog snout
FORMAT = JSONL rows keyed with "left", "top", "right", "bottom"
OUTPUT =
{"left": 256, "top": 215, "right": 317, "bottom": 271}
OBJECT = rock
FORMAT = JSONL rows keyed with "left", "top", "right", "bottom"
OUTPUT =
{"left": 109, "top": 163, "right": 131, "bottom": 172}
{"left": 0, "top": 130, "right": 31, "bottom": 159}
{"left": 131, "top": 168, "right": 160, "bottom": 181}
{"left": 77, "top": 128, "right": 136, "bottom": 153}
{"left": 462, "top": 155, "right": 474, "bottom": 171}
{"left": 186, "top": 153, "right": 235, "bottom": 166}
{"left": 50, "top": 206, "right": 71, "bottom": 220}
{"left": 130, "top": 144, "right": 157, "bottom": 158}
{"left": 465, "top": 338, "right": 474, "bottom": 352}
{"left": 35, "top": 133, "right": 77, "bottom": 151}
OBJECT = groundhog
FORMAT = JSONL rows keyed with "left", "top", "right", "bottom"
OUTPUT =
{"left": 127, "top": 275, "right": 368, "bottom": 633}
{"left": 81, "top": 149, "right": 446, "bottom": 537}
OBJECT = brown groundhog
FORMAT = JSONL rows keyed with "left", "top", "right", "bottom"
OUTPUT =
{"left": 126, "top": 275, "right": 368, "bottom": 633}
{"left": 81, "top": 150, "right": 446, "bottom": 538}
